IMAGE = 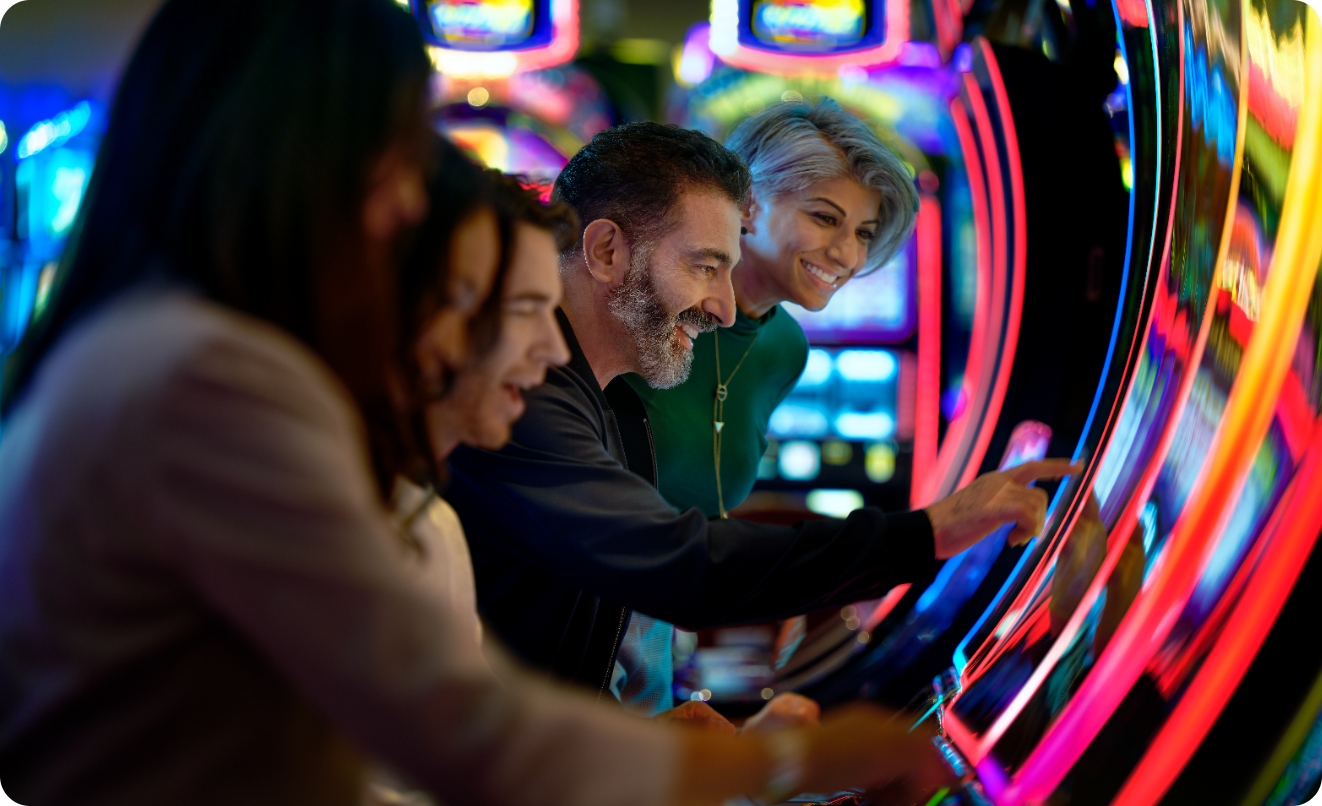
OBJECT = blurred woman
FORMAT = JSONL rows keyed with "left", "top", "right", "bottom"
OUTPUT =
{"left": 0, "top": 2, "right": 949, "bottom": 803}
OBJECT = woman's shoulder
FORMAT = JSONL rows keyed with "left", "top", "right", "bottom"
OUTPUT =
{"left": 17, "top": 287, "right": 359, "bottom": 468}
{"left": 77, "top": 289, "right": 345, "bottom": 414}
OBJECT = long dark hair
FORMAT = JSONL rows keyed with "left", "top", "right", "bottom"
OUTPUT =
{"left": 384, "top": 138, "right": 509, "bottom": 487}
{"left": 1, "top": 0, "right": 432, "bottom": 436}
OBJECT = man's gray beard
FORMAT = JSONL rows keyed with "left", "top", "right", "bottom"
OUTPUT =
{"left": 607, "top": 247, "right": 711, "bottom": 390}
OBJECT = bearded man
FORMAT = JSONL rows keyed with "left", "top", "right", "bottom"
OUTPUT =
{"left": 447, "top": 123, "right": 1072, "bottom": 713}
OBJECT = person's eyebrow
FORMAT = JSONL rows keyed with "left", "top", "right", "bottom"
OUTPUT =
{"left": 505, "top": 291, "right": 555, "bottom": 304}
{"left": 807, "top": 196, "right": 880, "bottom": 227}
{"left": 687, "top": 247, "right": 733, "bottom": 268}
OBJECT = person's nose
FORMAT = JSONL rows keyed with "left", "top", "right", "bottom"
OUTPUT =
{"left": 826, "top": 232, "right": 864, "bottom": 275}
{"left": 535, "top": 310, "right": 571, "bottom": 367}
{"left": 705, "top": 272, "right": 737, "bottom": 328}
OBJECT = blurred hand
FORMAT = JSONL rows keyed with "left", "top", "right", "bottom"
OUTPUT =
{"left": 657, "top": 700, "right": 737, "bottom": 735}
{"left": 924, "top": 460, "right": 1082, "bottom": 559}
{"left": 669, "top": 703, "right": 955, "bottom": 806}
{"left": 801, "top": 704, "right": 955, "bottom": 800}
{"left": 741, "top": 693, "right": 821, "bottom": 733}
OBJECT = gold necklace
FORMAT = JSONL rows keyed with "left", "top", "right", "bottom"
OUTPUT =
{"left": 713, "top": 328, "right": 760, "bottom": 519}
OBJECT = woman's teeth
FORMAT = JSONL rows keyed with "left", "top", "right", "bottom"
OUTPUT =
{"left": 805, "top": 262, "right": 840, "bottom": 287}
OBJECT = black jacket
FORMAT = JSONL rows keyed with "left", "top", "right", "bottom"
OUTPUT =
{"left": 449, "top": 311, "right": 937, "bottom": 698}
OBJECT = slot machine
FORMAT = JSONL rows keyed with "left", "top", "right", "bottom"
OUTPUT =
{"left": 930, "top": 0, "right": 1322, "bottom": 803}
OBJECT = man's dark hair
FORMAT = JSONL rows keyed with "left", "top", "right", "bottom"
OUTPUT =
{"left": 551, "top": 122, "right": 751, "bottom": 256}
{"left": 1, "top": 0, "right": 431, "bottom": 429}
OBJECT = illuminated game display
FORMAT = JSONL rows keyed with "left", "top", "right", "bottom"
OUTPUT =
{"left": 709, "top": 0, "right": 908, "bottom": 73}
{"left": 411, "top": 0, "right": 579, "bottom": 74}
{"left": 0, "top": 101, "right": 101, "bottom": 357}
{"left": 425, "top": 0, "right": 539, "bottom": 49}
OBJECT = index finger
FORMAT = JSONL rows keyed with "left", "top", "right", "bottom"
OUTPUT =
{"left": 1005, "top": 459, "right": 1083, "bottom": 485}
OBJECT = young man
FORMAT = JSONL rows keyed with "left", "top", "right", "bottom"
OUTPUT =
{"left": 447, "top": 122, "right": 1074, "bottom": 706}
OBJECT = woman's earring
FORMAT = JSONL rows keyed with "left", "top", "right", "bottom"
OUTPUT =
{"left": 741, "top": 227, "right": 748, "bottom": 235}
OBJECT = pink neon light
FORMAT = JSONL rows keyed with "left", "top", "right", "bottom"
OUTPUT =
{"left": 1115, "top": 0, "right": 1150, "bottom": 28}
{"left": 911, "top": 196, "right": 943, "bottom": 507}
{"left": 709, "top": 0, "right": 909, "bottom": 76}
{"left": 1111, "top": 419, "right": 1322, "bottom": 806}
{"left": 932, "top": 0, "right": 964, "bottom": 59}
{"left": 955, "top": 70, "right": 1007, "bottom": 488}
{"left": 864, "top": 584, "right": 911, "bottom": 631}
{"left": 958, "top": 38, "right": 1028, "bottom": 492}
{"left": 915, "top": 99, "right": 989, "bottom": 507}
{"left": 1247, "top": 58, "right": 1298, "bottom": 148}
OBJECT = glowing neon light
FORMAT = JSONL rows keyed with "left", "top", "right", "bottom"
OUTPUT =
{"left": 1070, "top": 0, "right": 1153, "bottom": 470}
{"left": 1110, "top": 14, "right": 1322, "bottom": 804}
{"left": 958, "top": 38, "right": 1028, "bottom": 492}
{"left": 16, "top": 101, "right": 92, "bottom": 161}
{"left": 709, "top": 0, "right": 907, "bottom": 75}
{"left": 676, "top": 24, "right": 717, "bottom": 86}
{"left": 429, "top": 0, "right": 534, "bottom": 47}
{"left": 911, "top": 196, "right": 942, "bottom": 507}
{"left": 424, "top": 0, "right": 578, "bottom": 77}
{"left": 752, "top": 0, "right": 866, "bottom": 48}
{"left": 913, "top": 99, "right": 989, "bottom": 507}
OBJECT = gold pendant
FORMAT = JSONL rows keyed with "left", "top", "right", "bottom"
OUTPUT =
{"left": 714, "top": 421, "right": 724, "bottom": 433}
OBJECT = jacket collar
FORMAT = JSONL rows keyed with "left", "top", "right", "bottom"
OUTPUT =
{"left": 555, "top": 308, "right": 611, "bottom": 411}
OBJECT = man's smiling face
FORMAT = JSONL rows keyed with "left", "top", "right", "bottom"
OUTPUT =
{"left": 608, "top": 187, "right": 741, "bottom": 389}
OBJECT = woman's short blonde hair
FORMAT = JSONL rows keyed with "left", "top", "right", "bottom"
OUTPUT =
{"left": 725, "top": 97, "right": 919, "bottom": 275}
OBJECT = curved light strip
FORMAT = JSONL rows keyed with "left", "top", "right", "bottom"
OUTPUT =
{"left": 912, "top": 196, "right": 945, "bottom": 505}
{"left": 1071, "top": 0, "right": 1162, "bottom": 467}
{"left": 959, "top": 68, "right": 1009, "bottom": 488}
{"left": 914, "top": 98, "right": 991, "bottom": 508}
{"left": 1109, "top": 9, "right": 1322, "bottom": 804}
{"left": 958, "top": 37, "right": 1028, "bottom": 492}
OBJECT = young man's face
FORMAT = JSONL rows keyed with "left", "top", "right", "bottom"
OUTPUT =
{"left": 426, "top": 222, "right": 570, "bottom": 453}
{"left": 609, "top": 188, "right": 741, "bottom": 389}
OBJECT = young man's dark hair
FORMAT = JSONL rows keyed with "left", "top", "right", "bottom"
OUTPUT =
{"left": 552, "top": 122, "right": 751, "bottom": 255}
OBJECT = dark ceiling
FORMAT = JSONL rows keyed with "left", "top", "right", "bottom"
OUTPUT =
{"left": 0, "top": 0, "right": 712, "bottom": 98}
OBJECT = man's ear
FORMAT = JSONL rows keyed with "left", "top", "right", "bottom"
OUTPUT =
{"left": 580, "top": 218, "right": 632, "bottom": 287}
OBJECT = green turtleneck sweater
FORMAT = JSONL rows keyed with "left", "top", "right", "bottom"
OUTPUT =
{"left": 624, "top": 304, "right": 809, "bottom": 518}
